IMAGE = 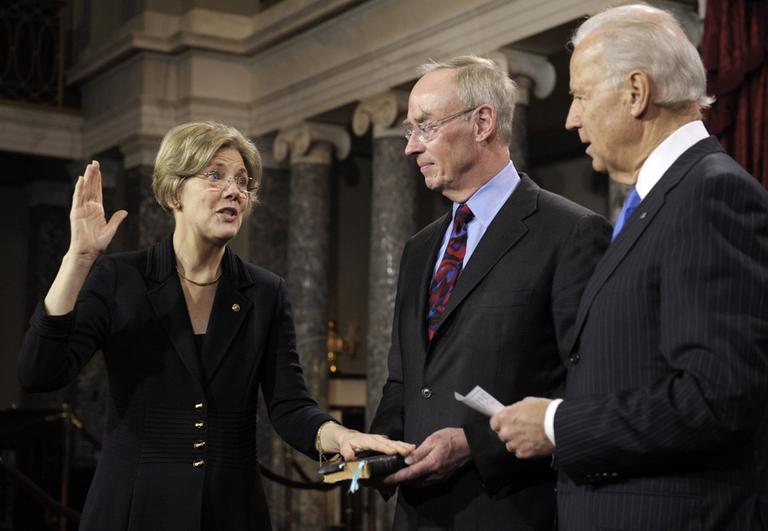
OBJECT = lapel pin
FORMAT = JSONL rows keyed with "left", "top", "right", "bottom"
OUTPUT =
{"left": 640, "top": 212, "right": 647, "bottom": 219}
{"left": 232, "top": 303, "right": 240, "bottom": 312}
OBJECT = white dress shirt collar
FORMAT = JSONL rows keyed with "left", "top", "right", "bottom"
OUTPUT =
{"left": 635, "top": 120, "right": 709, "bottom": 200}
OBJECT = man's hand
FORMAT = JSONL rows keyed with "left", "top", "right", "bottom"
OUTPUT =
{"left": 383, "top": 427, "right": 470, "bottom": 486}
{"left": 490, "top": 397, "right": 554, "bottom": 459}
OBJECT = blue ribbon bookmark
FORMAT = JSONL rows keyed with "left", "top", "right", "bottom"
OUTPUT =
{"left": 348, "top": 460, "right": 366, "bottom": 493}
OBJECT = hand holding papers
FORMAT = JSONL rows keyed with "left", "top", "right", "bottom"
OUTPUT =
{"left": 454, "top": 385, "right": 504, "bottom": 416}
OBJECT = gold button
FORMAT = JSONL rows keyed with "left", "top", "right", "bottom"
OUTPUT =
{"left": 194, "top": 402, "right": 204, "bottom": 409}
{"left": 195, "top": 420, "right": 204, "bottom": 429}
{"left": 194, "top": 440, "right": 205, "bottom": 449}
{"left": 232, "top": 303, "right": 240, "bottom": 312}
{"left": 193, "top": 459, "right": 205, "bottom": 467}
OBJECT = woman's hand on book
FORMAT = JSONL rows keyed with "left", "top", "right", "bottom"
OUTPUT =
{"left": 321, "top": 424, "right": 415, "bottom": 461}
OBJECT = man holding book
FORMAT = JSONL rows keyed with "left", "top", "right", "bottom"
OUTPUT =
{"left": 369, "top": 55, "right": 611, "bottom": 530}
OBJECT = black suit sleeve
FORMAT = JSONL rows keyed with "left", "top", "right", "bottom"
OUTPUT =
{"left": 555, "top": 169, "right": 768, "bottom": 483}
{"left": 261, "top": 279, "right": 335, "bottom": 458}
{"left": 550, "top": 213, "right": 613, "bottom": 358}
{"left": 17, "top": 257, "right": 114, "bottom": 392}
{"left": 465, "top": 212, "right": 612, "bottom": 493}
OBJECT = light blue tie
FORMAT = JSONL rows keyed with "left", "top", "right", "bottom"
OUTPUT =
{"left": 612, "top": 187, "right": 641, "bottom": 241}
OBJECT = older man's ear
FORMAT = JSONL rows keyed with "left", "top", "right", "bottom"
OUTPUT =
{"left": 628, "top": 70, "right": 652, "bottom": 118}
{"left": 474, "top": 104, "right": 497, "bottom": 143}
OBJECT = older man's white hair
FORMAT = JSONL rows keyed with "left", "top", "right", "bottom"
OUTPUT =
{"left": 572, "top": 3, "right": 714, "bottom": 109}
{"left": 419, "top": 55, "right": 518, "bottom": 145}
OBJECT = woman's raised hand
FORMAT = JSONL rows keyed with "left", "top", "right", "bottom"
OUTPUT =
{"left": 43, "top": 162, "right": 129, "bottom": 315}
{"left": 69, "top": 161, "right": 128, "bottom": 259}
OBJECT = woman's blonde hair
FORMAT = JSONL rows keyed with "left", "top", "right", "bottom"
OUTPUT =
{"left": 152, "top": 121, "right": 262, "bottom": 215}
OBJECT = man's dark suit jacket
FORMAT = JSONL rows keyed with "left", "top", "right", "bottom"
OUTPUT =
{"left": 18, "top": 236, "right": 333, "bottom": 531}
{"left": 555, "top": 137, "right": 768, "bottom": 531}
{"left": 371, "top": 175, "right": 612, "bottom": 530}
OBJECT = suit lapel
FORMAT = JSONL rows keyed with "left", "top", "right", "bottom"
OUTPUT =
{"left": 145, "top": 237, "right": 204, "bottom": 387}
{"left": 571, "top": 136, "right": 724, "bottom": 344}
{"left": 201, "top": 257, "right": 253, "bottom": 384}
{"left": 144, "top": 238, "right": 257, "bottom": 387}
{"left": 429, "top": 175, "right": 537, "bottom": 344}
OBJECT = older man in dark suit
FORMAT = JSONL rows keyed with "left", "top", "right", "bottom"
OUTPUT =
{"left": 491, "top": 5, "right": 768, "bottom": 530}
{"left": 369, "top": 56, "right": 611, "bottom": 530}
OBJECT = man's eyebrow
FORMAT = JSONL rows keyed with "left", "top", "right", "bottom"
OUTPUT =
{"left": 402, "top": 116, "right": 428, "bottom": 127}
{"left": 404, "top": 112, "right": 433, "bottom": 126}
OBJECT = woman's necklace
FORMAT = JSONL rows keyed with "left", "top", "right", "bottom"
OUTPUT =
{"left": 176, "top": 267, "right": 221, "bottom": 287}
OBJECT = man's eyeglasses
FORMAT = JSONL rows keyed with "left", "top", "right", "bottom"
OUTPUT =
{"left": 403, "top": 107, "right": 476, "bottom": 144}
{"left": 195, "top": 170, "right": 253, "bottom": 194}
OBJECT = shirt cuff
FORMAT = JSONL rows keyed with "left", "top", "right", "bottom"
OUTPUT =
{"left": 544, "top": 398, "right": 563, "bottom": 446}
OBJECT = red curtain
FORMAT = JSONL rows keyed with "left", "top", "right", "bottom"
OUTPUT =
{"left": 702, "top": 0, "right": 768, "bottom": 188}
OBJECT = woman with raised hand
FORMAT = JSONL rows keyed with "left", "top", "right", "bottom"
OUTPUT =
{"left": 18, "top": 121, "right": 413, "bottom": 531}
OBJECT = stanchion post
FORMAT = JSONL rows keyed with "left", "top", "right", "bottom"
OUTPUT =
{"left": 59, "top": 403, "right": 72, "bottom": 531}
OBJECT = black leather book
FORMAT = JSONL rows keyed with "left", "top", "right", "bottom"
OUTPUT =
{"left": 318, "top": 452, "right": 407, "bottom": 483}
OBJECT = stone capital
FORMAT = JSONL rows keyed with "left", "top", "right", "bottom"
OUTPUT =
{"left": 352, "top": 90, "right": 409, "bottom": 139}
{"left": 273, "top": 122, "right": 350, "bottom": 165}
{"left": 487, "top": 48, "right": 556, "bottom": 105}
{"left": 254, "top": 134, "right": 289, "bottom": 171}
{"left": 120, "top": 134, "right": 164, "bottom": 169}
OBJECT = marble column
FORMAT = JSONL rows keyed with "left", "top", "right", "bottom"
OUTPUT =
{"left": 353, "top": 91, "right": 418, "bottom": 530}
{"left": 120, "top": 135, "right": 172, "bottom": 250}
{"left": 23, "top": 180, "right": 72, "bottom": 410}
{"left": 136, "top": 164, "right": 174, "bottom": 247}
{"left": 250, "top": 136, "right": 291, "bottom": 277}
{"left": 488, "top": 49, "right": 556, "bottom": 173}
{"left": 248, "top": 135, "right": 292, "bottom": 522}
{"left": 274, "top": 121, "right": 350, "bottom": 531}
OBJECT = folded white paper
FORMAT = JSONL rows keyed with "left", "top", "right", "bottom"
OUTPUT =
{"left": 454, "top": 385, "right": 504, "bottom": 416}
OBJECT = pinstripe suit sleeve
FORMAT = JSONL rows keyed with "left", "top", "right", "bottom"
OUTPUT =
{"left": 555, "top": 164, "right": 768, "bottom": 482}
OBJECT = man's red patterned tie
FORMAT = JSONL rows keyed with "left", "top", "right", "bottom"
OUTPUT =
{"left": 426, "top": 204, "right": 474, "bottom": 341}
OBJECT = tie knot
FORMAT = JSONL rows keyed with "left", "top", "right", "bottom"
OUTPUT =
{"left": 455, "top": 204, "right": 474, "bottom": 226}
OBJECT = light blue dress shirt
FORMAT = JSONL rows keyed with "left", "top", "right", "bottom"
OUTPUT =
{"left": 432, "top": 161, "right": 521, "bottom": 277}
